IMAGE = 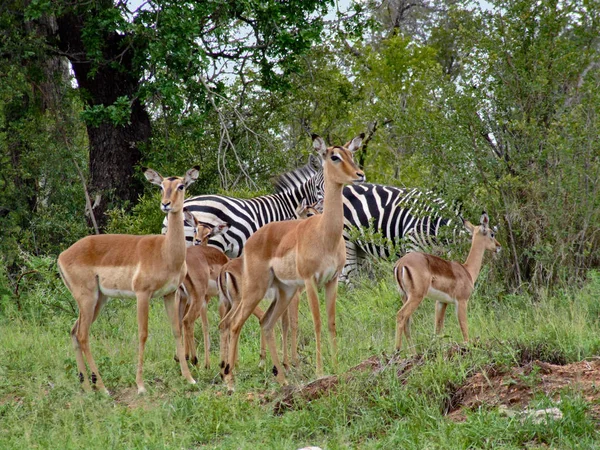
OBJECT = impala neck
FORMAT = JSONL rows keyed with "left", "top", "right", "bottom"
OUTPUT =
{"left": 317, "top": 170, "right": 345, "bottom": 248}
{"left": 462, "top": 237, "right": 486, "bottom": 285}
{"left": 164, "top": 209, "right": 187, "bottom": 267}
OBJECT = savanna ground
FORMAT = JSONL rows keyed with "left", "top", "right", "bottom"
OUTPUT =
{"left": 1, "top": 261, "right": 600, "bottom": 449}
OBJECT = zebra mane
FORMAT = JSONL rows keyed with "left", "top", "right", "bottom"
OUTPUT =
{"left": 272, "top": 155, "right": 320, "bottom": 193}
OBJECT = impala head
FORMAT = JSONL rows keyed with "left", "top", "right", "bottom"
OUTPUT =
{"left": 144, "top": 166, "right": 200, "bottom": 214}
{"left": 463, "top": 212, "right": 501, "bottom": 253}
{"left": 296, "top": 199, "right": 322, "bottom": 219}
{"left": 183, "top": 210, "right": 229, "bottom": 246}
{"left": 312, "top": 134, "right": 366, "bottom": 185}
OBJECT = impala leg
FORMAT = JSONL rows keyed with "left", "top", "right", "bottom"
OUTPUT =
{"left": 164, "top": 291, "right": 196, "bottom": 389}
{"left": 456, "top": 300, "right": 469, "bottom": 342}
{"left": 434, "top": 301, "right": 448, "bottom": 335}
{"left": 71, "top": 317, "right": 91, "bottom": 392}
{"left": 304, "top": 279, "right": 323, "bottom": 377}
{"left": 325, "top": 277, "right": 339, "bottom": 371}
{"left": 135, "top": 291, "right": 152, "bottom": 394}
{"left": 218, "top": 293, "right": 232, "bottom": 377}
{"left": 73, "top": 288, "right": 109, "bottom": 394}
{"left": 260, "top": 285, "right": 296, "bottom": 386}
{"left": 252, "top": 306, "right": 266, "bottom": 368}
{"left": 181, "top": 286, "right": 207, "bottom": 368}
{"left": 281, "top": 307, "right": 290, "bottom": 369}
{"left": 395, "top": 295, "right": 423, "bottom": 352}
{"left": 289, "top": 290, "right": 300, "bottom": 366}
{"left": 201, "top": 296, "right": 211, "bottom": 369}
{"left": 223, "top": 290, "right": 267, "bottom": 392}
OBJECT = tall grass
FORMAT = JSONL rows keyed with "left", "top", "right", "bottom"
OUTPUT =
{"left": 1, "top": 266, "right": 599, "bottom": 448}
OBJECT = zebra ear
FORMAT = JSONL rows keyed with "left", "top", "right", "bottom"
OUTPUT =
{"left": 345, "top": 133, "right": 365, "bottom": 153}
{"left": 143, "top": 167, "right": 163, "bottom": 186}
{"left": 312, "top": 134, "right": 328, "bottom": 158}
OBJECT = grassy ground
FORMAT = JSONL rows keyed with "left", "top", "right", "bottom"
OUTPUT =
{"left": 1, "top": 263, "right": 600, "bottom": 449}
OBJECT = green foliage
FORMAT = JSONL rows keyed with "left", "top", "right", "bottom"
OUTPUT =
{"left": 80, "top": 96, "right": 133, "bottom": 127}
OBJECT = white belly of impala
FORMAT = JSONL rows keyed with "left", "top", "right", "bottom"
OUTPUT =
{"left": 98, "top": 286, "right": 137, "bottom": 299}
{"left": 426, "top": 287, "right": 456, "bottom": 305}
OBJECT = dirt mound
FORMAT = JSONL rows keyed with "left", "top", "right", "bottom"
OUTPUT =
{"left": 446, "top": 359, "right": 600, "bottom": 421}
{"left": 273, "top": 353, "right": 423, "bottom": 414}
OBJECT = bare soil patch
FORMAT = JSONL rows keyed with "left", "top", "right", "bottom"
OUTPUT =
{"left": 446, "top": 359, "right": 600, "bottom": 421}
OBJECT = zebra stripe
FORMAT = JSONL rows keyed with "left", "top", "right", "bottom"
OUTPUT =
{"left": 340, "top": 184, "right": 461, "bottom": 279}
{"left": 277, "top": 176, "right": 461, "bottom": 280}
{"left": 162, "top": 158, "right": 323, "bottom": 258}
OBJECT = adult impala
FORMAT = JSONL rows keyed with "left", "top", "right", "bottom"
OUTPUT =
{"left": 393, "top": 212, "right": 501, "bottom": 350}
{"left": 57, "top": 167, "right": 200, "bottom": 394}
{"left": 217, "top": 200, "right": 322, "bottom": 370}
{"left": 221, "top": 134, "right": 365, "bottom": 391}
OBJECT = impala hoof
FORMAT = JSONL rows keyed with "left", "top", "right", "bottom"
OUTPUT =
{"left": 137, "top": 386, "right": 147, "bottom": 395}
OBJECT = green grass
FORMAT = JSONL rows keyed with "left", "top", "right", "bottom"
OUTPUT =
{"left": 1, "top": 267, "right": 600, "bottom": 449}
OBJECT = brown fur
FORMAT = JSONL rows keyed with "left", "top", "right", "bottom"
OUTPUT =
{"left": 393, "top": 214, "right": 501, "bottom": 351}
{"left": 57, "top": 167, "right": 200, "bottom": 394}
{"left": 217, "top": 202, "right": 322, "bottom": 370}
{"left": 178, "top": 215, "right": 230, "bottom": 369}
{"left": 221, "top": 134, "right": 365, "bottom": 391}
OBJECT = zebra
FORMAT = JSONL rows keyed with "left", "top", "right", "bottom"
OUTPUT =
{"left": 162, "top": 156, "right": 323, "bottom": 258}
{"left": 276, "top": 177, "right": 461, "bottom": 280}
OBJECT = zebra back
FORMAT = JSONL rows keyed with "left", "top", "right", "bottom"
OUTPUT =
{"left": 162, "top": 158, "right": 322, "bottom": 258}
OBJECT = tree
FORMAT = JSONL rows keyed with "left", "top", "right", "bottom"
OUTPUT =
{"left": 22, "top": 0, "right": 331, "bottom": 229}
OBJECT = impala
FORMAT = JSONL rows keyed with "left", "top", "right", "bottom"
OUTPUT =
{"left": 178, "top": 211, "right": 230, "bottom": 368}
{"left": 221, "top": 134, "right": 365, "bottom": 391}
{"left": 57, "top": 167, "right": 199, "bottom": 394}
{"left": 393, "top": 212, "right": 501, "bottom": 350}
{"left": 217, "top": 200, "right": 322, "bottom": 371}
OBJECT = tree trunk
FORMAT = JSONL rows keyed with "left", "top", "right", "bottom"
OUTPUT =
{"left": 55, "top": 9, "right": 151, "bottom": 230}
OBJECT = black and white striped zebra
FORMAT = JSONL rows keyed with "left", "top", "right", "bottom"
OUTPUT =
{"left": 162, "top": 157, "right": 323, "bottom": 258}
{"left": 278, "top": 178, "right": 461, "bottom": 280}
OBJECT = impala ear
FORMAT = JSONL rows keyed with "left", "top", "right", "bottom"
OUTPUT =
{"left": 143, "top": 167, "right": 163, "bottom": 186}
{"left": 184, "top": 166, "right": 200, "bottom": 187}
{"left": 312, "top": 134, "right": 328, "bottom": 158}
{"left": 183, "top": 209, "right": 196, "bottom": 226}
{"left": 480, "top": 211, "right": 490, "bottom": 235}
{"left": 296, "top": 199, "right": 308, "bottom": 218}
{"left": 345, "top": 133, "right": 365, "bottom": 153}
{"left": 462, "top": 217, "right": 475, "bottom": 235}
{"left": 211, "top": 221, "right": 230, "bottom": 237}
{"left": 480, "top": 211, "right": 489, "bottom": 227}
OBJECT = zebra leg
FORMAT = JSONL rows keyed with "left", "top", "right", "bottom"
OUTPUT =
{"left": 340, "top": 240, "right": 359, "bottom": 283}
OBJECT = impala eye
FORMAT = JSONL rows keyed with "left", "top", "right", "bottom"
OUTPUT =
{"left": 490, "top": 232, "right": 495, "bottom": 238}
{"left": 177, "top": 184, "right": 185, "bottom": 191}
{"left": 331, "top": 154, "right": 341, "bottom": 162}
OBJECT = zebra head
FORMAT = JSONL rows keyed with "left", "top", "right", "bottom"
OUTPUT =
{"left": 272, "top": 154, "right": 324, "bottom": 211}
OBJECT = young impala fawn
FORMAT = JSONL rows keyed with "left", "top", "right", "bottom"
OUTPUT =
{"left": 393, "top": 212, "right": 501, "bottom": 351}
{"left": 57, "top": 167, "right": 199, "bottom": 394}
{"left": 217, "top": 200, "right": 322, "bottom": 370}
{"left": 221, "top": 134, "right": 365, "bottom": 391}
{"left": 178, "top": 211, "right": 229, "bottom": 368}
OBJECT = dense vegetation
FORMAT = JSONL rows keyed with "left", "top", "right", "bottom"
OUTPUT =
{"left": 2, "top": 0, "right": 600, "bottom": 447}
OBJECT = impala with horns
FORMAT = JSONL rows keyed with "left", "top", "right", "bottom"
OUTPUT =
{"left": 177, "top": 211, "right": 230, "bottom": 369}
{"left": 393, "top": 212, "right": 501, "bottom": 351}
{"left": 220, "top": 134, "right": 365, "bottom": 391}
{"left": 57, "top": 167, "right": 200, "bottom": 394}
